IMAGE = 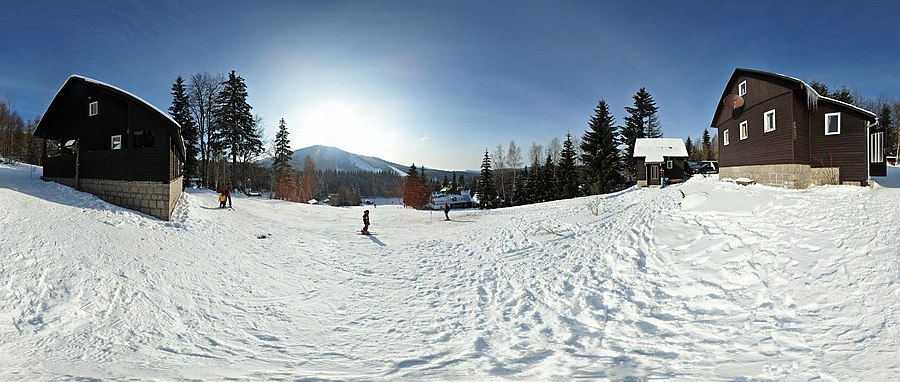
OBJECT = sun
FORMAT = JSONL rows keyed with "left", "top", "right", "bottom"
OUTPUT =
{"left": 301, "top": 101, "right": 372, "bottom": 154}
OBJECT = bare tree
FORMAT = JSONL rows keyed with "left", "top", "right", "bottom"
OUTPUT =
{"left": 493, "top": 143, "right": 507, "bottom": 203}
{"left": 548, "top": 137, "right": 561, "bottom": 165}
{"left": 506, "top": 140, "right": 522, "bottom": 169}
{"left": 187, "top": 72, "right": 224, "bottom": 188}
{"left": 528, "top": 142, "right": 543, "bottom": 169}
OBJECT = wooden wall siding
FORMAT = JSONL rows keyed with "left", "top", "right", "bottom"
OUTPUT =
{"left": 42, "top": 155, "right": 75, "bottom": 178}
{"left": 714, "top": 74, "right": 796, "bottom": 127}
{"left": 808, "top": 103, "right": 868, "bottom": 183}
{"left": 130, "top": 149, "right": 168, "bottom": 181}
{"left": 718, "top": 91, "right": 795, "bottom": 167}
{"left": 79, "top": 150, "right": 127, "bottom": 180}
{"left": 635, "top": 157, "right": 646, "bottom": 181}
{"left": 792, "top": 93, "right": 810, "bottom": 165}
{"left": 664, "top": 158, "right": 686, "bottom": 180}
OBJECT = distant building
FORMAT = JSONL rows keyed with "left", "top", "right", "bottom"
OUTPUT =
{"left": 428, "top": 190, "right": 475, "bottom": 209}
{"left": 633, "top": 138, "right": 689, "bottom": 187}
{"left": 712, "top": 68, "right": 884, "bottom": 187}
{"left": 33, "top": 75, "right": 185, "bottom": 220}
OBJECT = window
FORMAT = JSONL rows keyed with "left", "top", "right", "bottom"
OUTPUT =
{"left": 738, "top": 80, "right": 747, "bottom": 96}
{"left": 134, "top": 130, "right": 155, "bottom": 148}
{"left": 740, "top": 120, "right": 748, "bottom": 140}
{"left": 825, "top": 112, "right": 841, "bottom": 135}
{"left": 111, "top": 135, "right": 122, "bottom": 150}
{"left": 764, "top": 109, "right": 776, "bottom": 132}
{"left": 89, "top": 101, "right": 98, "bottom": 116}
{"left": 650, "top": 165, "right": 658, "bottom": 180}
{"left": 724, "top": 129, "right": 730, "bottom": 145}
{"left": 871, "top": 132, "right": 883, "bottom": 163}
{"left": 666, "top": 160, "right": 673, "bottom": 169}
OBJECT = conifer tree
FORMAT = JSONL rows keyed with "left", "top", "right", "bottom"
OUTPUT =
{"left": 879, "top": 104, "right": 894, "bottom": 157}
{"left": 475, "top": 150, "right": 497, "bottom": 209}
{"left": 541, "top": 153, "right": 556, "bottom": 202}
{"left": 832, "top": 85, "right": 854, "bottom": 104}
{"left": 809, "top": 80, "right": 829, "bottom": 97}
{"left": 212, "top": 70, "right": 255, "bottom": 188}
{"left": 701, "top": 129, "right": 712, "bottom": 161}
{"left": 684, "top": 136, "right": 695, "bottom": 161}
{"left": 580, "top": 100, "right": 624, "bottom": 194}
{"left": 556, "top": 133, "right": 579, "bottom": 198}
{"left": 621, "top": 87, "right": 662, "bottom": 179}
{"left": 451, "top": 171, "right": 459, "bottom": 194}
{"left": 169, "top": 76, "right": 198, "bottom": 190}
{"left": 272, "top": 118, "right": 293, "bottom": 197}
{"left": 403, "top": 163, "right": 428, "bottom": 209}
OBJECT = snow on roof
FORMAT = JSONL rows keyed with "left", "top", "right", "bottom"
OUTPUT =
{"left": 73, "top": 75, "right": 182, "bottom": 128}
{"left": 633, "top": 138, "right": 688, "bottom": 163}
{"left": 773, "top": 72, "right": 877, "bottom": 119}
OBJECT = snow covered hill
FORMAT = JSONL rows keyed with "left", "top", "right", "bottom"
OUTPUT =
{"left": 2, "top": 163, "right": 900, "bottom": 380}
{"left": 264, "top": 145, "right": 478, "bottom": 179}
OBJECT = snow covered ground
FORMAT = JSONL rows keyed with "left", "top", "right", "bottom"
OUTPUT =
{"left": 2, "top": 163, "right": 900, "bottom": 380}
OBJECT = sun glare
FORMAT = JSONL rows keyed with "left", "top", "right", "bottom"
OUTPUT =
{"left": 300, "top": 101, "right": 374, "bottom": 154}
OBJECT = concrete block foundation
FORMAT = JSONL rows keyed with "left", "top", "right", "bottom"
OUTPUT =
{"left": 42, "top": 176, "right": 183, "bottom": 220}
{"left": 719, "top": 164, "right": 841, "bottom": 189}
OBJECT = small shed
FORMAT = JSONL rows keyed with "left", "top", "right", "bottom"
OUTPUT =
{"left": 33, "top": 75, "right": 185, "bottom": 220}
{"left": 633, "top": 138, "right": 689, "bottom": 187}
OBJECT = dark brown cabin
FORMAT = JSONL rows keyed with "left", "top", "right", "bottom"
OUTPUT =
{"left": 33, "top": 75, "right": 185, "bottom": 220}
{"left": 711, "top": 68, "right": 883, "bottom": 187}
{"left": 633, "top": 138, "right": 689, "bottom": 187}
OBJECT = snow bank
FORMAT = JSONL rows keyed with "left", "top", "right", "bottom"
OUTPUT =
{"left": 1, "top": 165, "right": 899, "bottom": 380}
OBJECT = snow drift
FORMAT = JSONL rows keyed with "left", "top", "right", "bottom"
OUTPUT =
{"left": 1, "top": 162, "right": 899, "bottom": 380}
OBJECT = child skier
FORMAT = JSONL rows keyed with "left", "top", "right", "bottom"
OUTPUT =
{"left": 361, "top": 210, "right": 370, "bottom": 235}
{"left": 218, "top": 190, "right": 227, "bottom": 208}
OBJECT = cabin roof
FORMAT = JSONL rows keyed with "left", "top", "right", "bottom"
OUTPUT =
{"left": 34, "top": 75, "right": 185, "bottom": 157}
{"left": 710, "top": 68, "right": 877, "bottom": 128}
{"left": 633, "top": 138, "right": 688, "bottom": 163}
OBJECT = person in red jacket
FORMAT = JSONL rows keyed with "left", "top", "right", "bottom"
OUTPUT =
{"left": 224, "top": 188, "right": 232, "bottom": 207}
{"left": 361, "top": 210, "right": 370, "bottom": 235}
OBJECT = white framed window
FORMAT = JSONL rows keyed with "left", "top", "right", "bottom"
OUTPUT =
{"left": 666, "top": 160, "right": 673, "bottom": 169}
{"left": 111, "top": 135, "right": 122, "bottom": 150}
{"left": 764, "top": 109, "right": 776, "bottom": 132}
{"left": 650, "top": 165, "right": 658, "bottom": 180}
{"left": 738, "top": 80, "right": 747, "bottom": 96}
{"left": 740, "top": 120, "right": 748, "bottom": 140}
{"left": 724, "top": 129, "right": 730, "bottom": 145}
{"left": 89, "top": 101, "right": 98, "bottom": 116}
{"left": 871, "top": 132, "right": 883, "bottom": 163}
{"left": 825, "top": 112, "right": 841, "bottom": 135}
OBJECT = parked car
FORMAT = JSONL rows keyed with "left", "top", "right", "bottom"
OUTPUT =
{"left": 244, "top": 189, "right": 262, "bottom": 197}
{"left": 687, "top": 161, "right": 718, "bottom": 175}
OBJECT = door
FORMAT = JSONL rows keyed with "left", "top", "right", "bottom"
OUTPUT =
{"left": 649, "top": 164, "right": 659, "bottom": 186}
{"left": 870, "top": 130, "right": 887, "bottom": 177}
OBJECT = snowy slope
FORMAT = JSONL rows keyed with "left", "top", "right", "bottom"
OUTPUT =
{"left": 2, "top": 163, "right": 900, "bottom": 380}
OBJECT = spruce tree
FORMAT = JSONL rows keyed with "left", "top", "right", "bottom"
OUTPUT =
{"left": 880, "top": 104, "right": 894, "bottom": 156}
{"left": 832, "top": 85, "right": 854, "bottom": 104}
{"left": 169, "top": 76, "right": 198, "bottom": 190}
{"left": 556, "top": 133, "right": 579, "bottom": 198}
{"left": 212, "top": 70, "right": 255, "bottom": 188}
{"left": 541, "top": 153, "right": 556, "bottom": 202}
{"left": 684, "top": 136, "right": 695, "bottom": 161}
{"left": 621, "top": 87, "right": 662, "bottom": 179}
{"left": 272, "top": 118, "right": 293, "bottom": 193}
{"left": 809, "top": 80, "right": 829, "bottom": 97}
{"left": 701, "top": 129, "right": 712, "bottom": 161}
{"left": 580, "top": 100, "right": 624, "bottom": 194}
{"left": 475, "top": 150, "right": 497, "bottom": 209}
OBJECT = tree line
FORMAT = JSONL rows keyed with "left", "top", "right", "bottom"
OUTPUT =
{"left": 473, "top": 87, "right": 668, "bottom": 208}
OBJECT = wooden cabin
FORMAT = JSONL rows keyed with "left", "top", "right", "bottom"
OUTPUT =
{"left": 633, "top": 138, "right": 689, "bottom": 187}
{"left": 712, "top": 68, "right": 884, "bottom": 188}
{"left": 33, "top": 75, "right": 185, "bottom": 220}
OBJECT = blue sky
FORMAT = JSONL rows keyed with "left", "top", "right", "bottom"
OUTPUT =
{"left": 1, "top": 1, "right": 898, "bottom": 170}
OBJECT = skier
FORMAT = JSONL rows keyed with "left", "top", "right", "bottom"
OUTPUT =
{"left": 361, "top": 210, "right": 370, "bottom": 235}
{"left": 218, "top": 190, "right": 227, "bottom": 208}
{"left": 224, "top": 188, "right": 232, "bottom": 208}
{"left": 443, "top": 203, "right": 450, "bottom": 221}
